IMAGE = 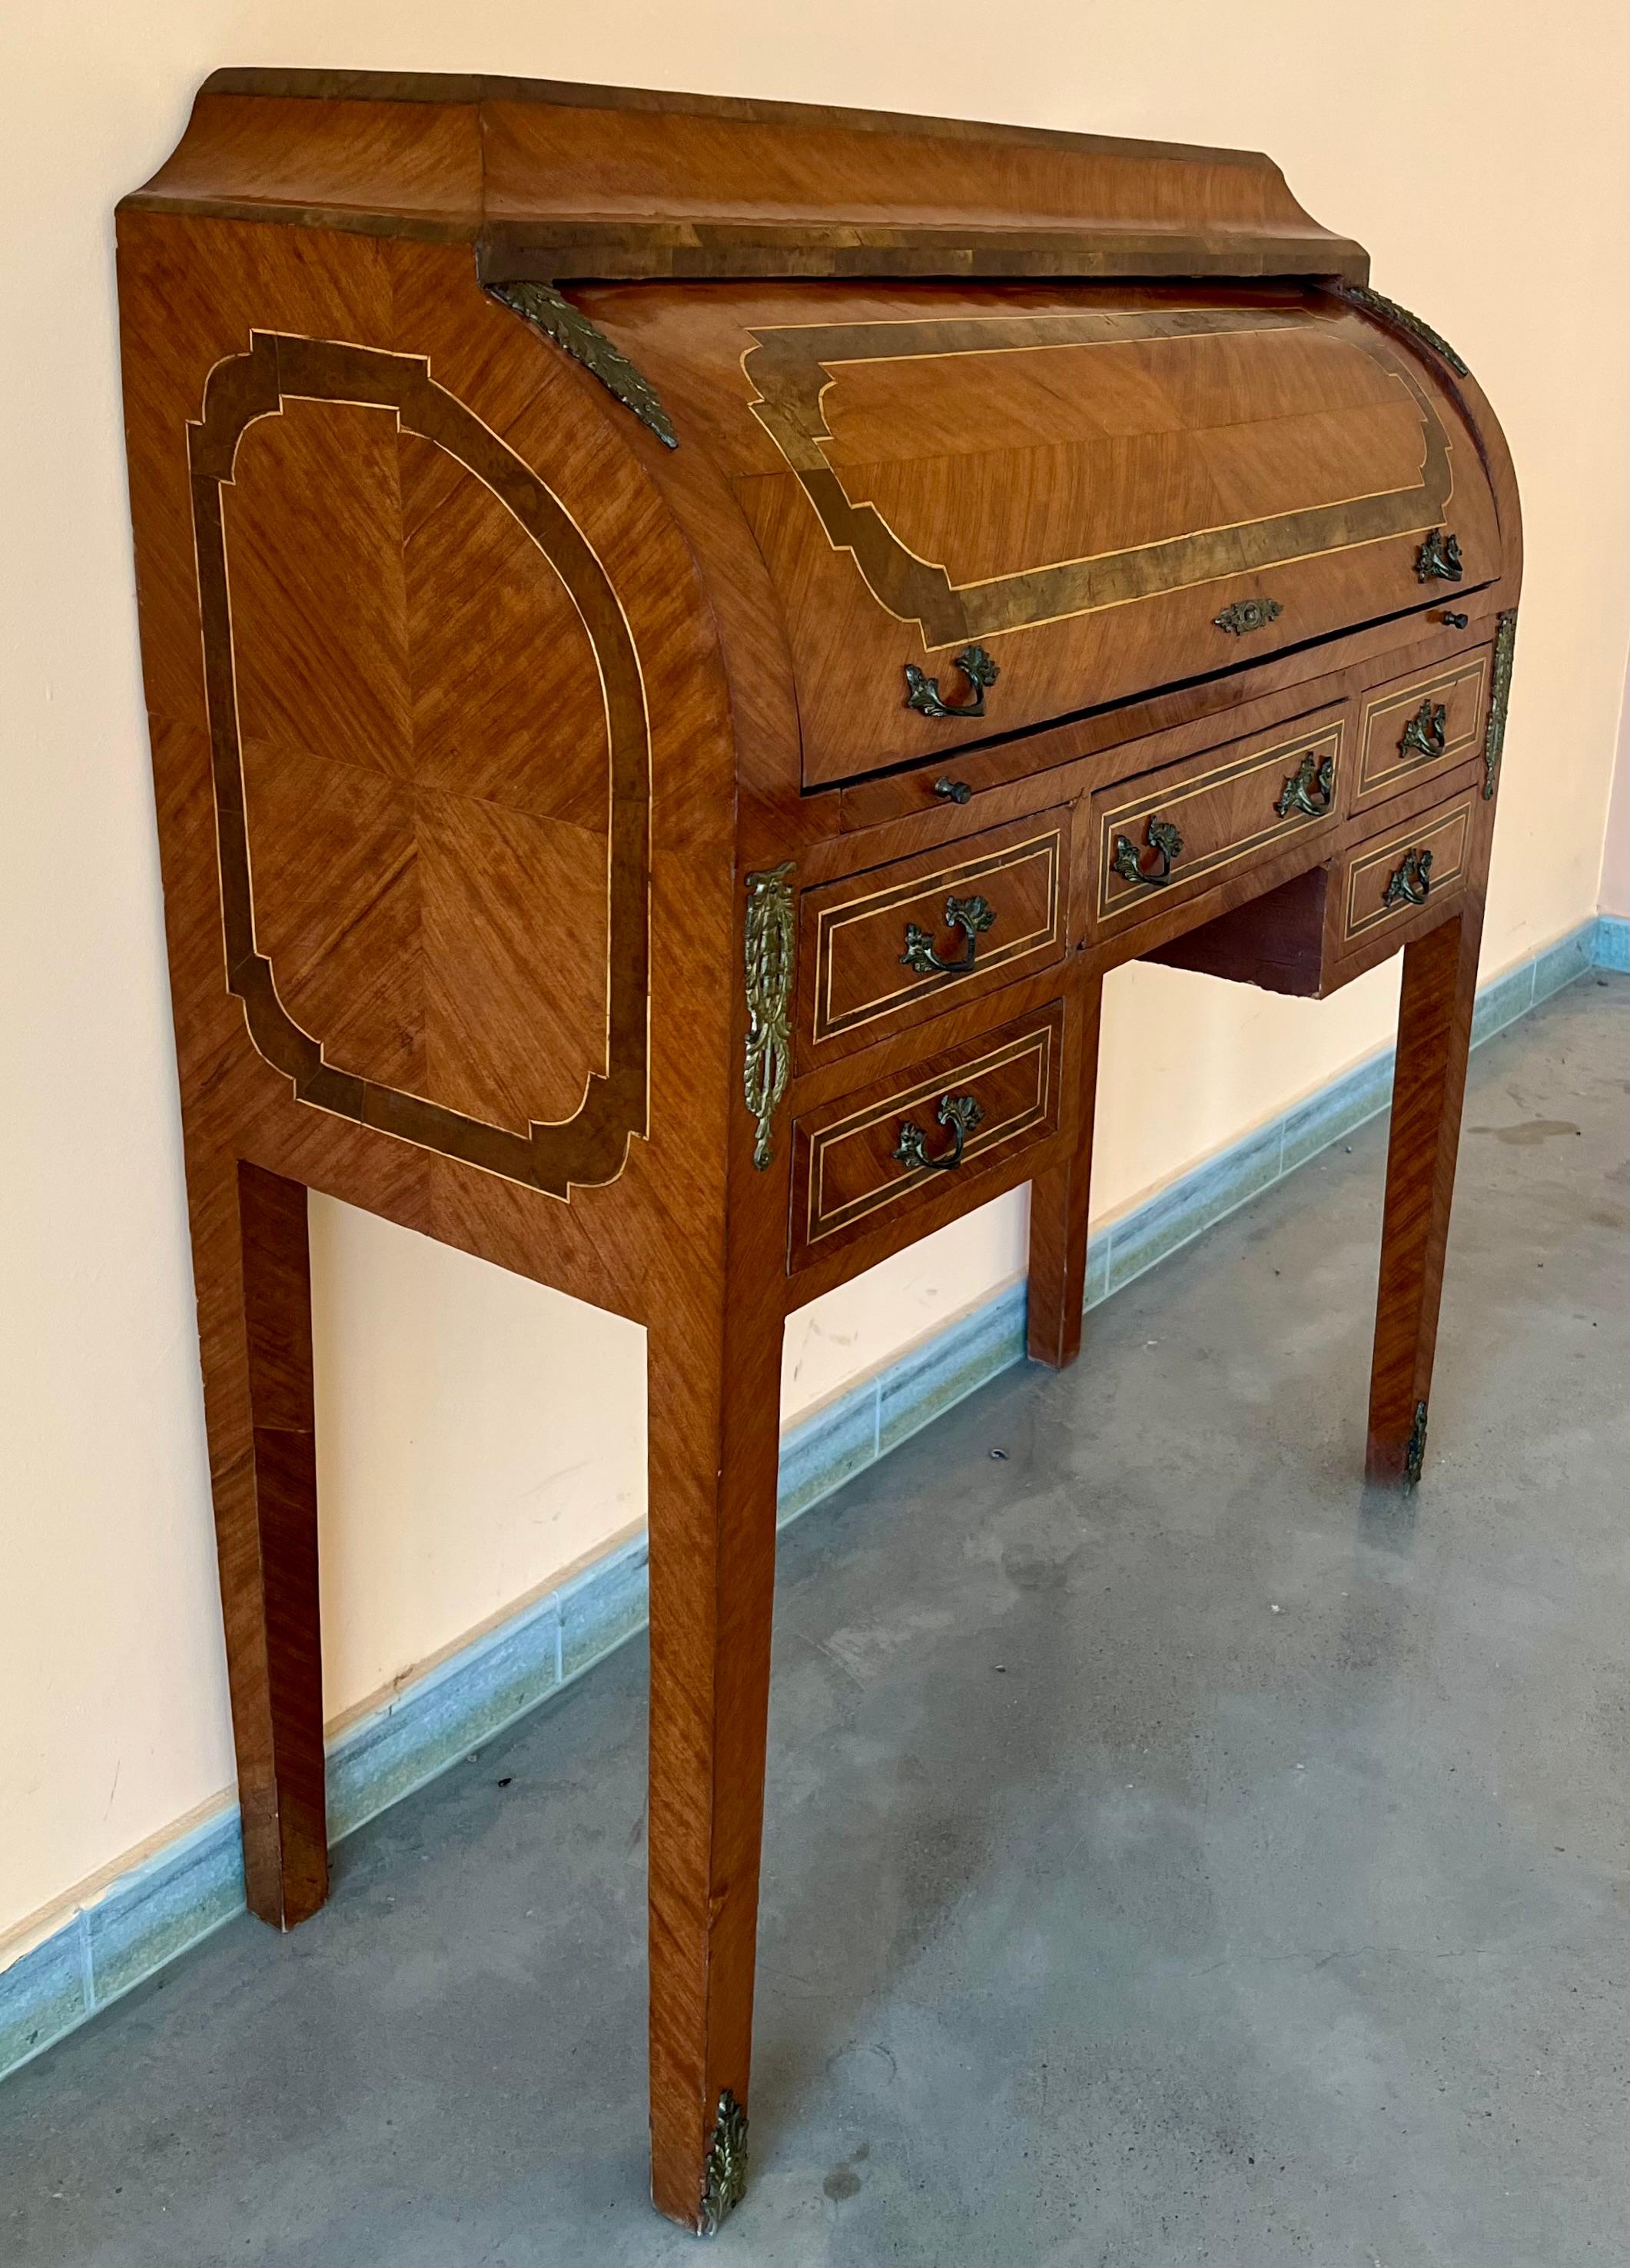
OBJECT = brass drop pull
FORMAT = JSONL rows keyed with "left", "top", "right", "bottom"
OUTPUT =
{"left": 1416, "top": 529, "right": 1463, "bottom": 583}
{"left": 934, "top": 776, "right": 974, "bottom": 805}
{"left": 1110, "top": 815, "right": 1183, "bottom": 888}
{"left": 1383, "top": 845, "right": 1434, "bottom": 908}
{"left": 901, "top": 892, "right": 995, "bottom": 976}
{"left": 1400, "top": 699, "right": 1448, "bottom": 762}
{"left": 893, "top": 1093, "right": 984, "bottom": 1174}
{"left": 904, "top": 644, "right": 999, "bottom": 719}
{"left": 1276, "top": 751, "right": 1335, "bottom": 819}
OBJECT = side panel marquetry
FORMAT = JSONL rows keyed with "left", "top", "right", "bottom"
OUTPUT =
{"left": 190, "top": 330, "right": 650, "bottom": 1198}
{"left": 788, "top": 1001, "right": 1064, "bottom": 1268}
{"left": 798, "top": 811, "right": 1068, "bottom": 1067}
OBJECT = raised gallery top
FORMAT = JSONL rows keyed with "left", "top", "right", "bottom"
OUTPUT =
{"left": 124, "top": 68, "right": 1369, "bottom": 284}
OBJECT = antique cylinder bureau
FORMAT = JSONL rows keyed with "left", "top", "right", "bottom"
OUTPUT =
{"left": 116, "top": 71, "right": 1520, "bottom": 2235}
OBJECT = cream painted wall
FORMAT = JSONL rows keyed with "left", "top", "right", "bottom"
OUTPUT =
{"left": 3, "top": 0, "right": 1625, "bottom": 1956}
{"left": 1598, "top": 655, "right": 1629, "bottom": 918}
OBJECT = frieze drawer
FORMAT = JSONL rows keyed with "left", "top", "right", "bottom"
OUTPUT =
{"left": 1091, "top": 709, "right": 1345, "bottom": 935}
{"left": 788, "top": 1001, "right": 1064, "bottom": 1268}
{"left": 1354, "top": 649, "right": 1491, "bottom": 813}
{"left": 1333, "top": 785, "right": 1479, "bottom": 956}
{"left": 798, "top": 810, "right": 1069, "bottom": 1066}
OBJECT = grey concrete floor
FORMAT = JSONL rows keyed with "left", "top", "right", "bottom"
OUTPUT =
{"left": 2, "top": 973, "right": 1626, "bottom": 2268}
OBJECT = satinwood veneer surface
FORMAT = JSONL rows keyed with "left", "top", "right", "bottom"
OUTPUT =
{"left": 115, "top": 69, "right": 1521, "bottom": 2237}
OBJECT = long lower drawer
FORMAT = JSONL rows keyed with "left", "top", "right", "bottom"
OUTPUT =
{"left": 788, "top": 1001, "right": 1064, "bottom": 1270}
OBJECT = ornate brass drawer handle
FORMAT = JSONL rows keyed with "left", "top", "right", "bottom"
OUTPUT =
{"left": 1383, "top": 845, "right": 1434, "bottom": 909}
{"left": 904, "top": 644, "right": 1000, "bottom": 719}
{"left": 1110, "top": 815, "right": 1183, "bottom": 888}
{"left": 1416, "top": 529, "right": 1463, "bottom": 583}
{"left": 1275, "top": 751, "right": 1335, "bottom": 819}
{"left": 1400, "top": 699, "right": 1448, "bottom": 762}
{"left": 901, "top": 892, "right": 995, "bottom": 976}
{"left": 1213, "top": 596, "right": 1283, "bottom": 636}
{"left": 893, "top": 1092, "right": 984, "bottom": 1174}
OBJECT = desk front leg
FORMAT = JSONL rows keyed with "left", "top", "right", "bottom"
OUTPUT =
{"left": 191, "top": 1156, "right": 329, "bottom": 1928}
{"left": 645, "top": 1232, "right": 784, "bottom": 2233}
{"left": 1027, "top": 975, "right": 1103, "bottom": 1369}
{"left": 1366, "top": 903, "right": 1485, "bottom": 1486}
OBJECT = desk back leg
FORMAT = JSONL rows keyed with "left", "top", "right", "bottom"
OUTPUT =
{"left": 1027, "top": 975, "right": 1103, "bottom": 1369}
{"left": 1366, "top": 905, "right": 1484, "bottom": 1486}
{"left": 192, "top": 1156, "right": 329, "bottom": 1927}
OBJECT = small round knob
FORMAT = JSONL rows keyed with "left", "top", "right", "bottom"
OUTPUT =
{"left": 934, "top": 776, "right": 973, "bottom": 805}
{"left": 1440, "top": 610, "right": 1469, "bottom": 629}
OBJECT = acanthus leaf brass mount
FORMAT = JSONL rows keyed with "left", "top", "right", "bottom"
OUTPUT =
{"left": 901, "top": 892, "right": 996, "bottom": 976}
{"left": 487, "top": 280, "right": 678, "bottom": 450}
{"left": 1333, "top": 284, "right": 1469, "bottom": 378}
{"left": 904, "top": 645, "right": 1000, "bottom": 719}
{"left": 1403, "top": 1400, "right": 1429, "bottom": 1489}
{"left": 698, "top": 2090, "right": 749, "bottom": 2235}
{"left": 1483, "top": 609, "right": 1519, "bottom": 799}
{"left": 742, "top": 862, "right": 795, "bottom": 1171}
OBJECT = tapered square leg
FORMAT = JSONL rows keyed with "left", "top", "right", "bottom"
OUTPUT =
{"left": 1366, "top": 908, "right": 1483, "bottom": 1486}
{"left": 1027, "top": 976, "right": 1103, "bottom": 1369}
{"left": 191, "top": 1157, "right": 328, "bottom": 1927}
{"left": 645, "top": 1267, "right": 783, "bottom": 2233}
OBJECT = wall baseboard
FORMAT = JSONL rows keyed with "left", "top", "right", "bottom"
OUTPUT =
{"left": 3, "top": 914, "right": 1621, "bottom": 2087}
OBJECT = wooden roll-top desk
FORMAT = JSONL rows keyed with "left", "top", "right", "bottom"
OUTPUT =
{"left": 116, "top": 71, "right": 1520, "bottom": 2235}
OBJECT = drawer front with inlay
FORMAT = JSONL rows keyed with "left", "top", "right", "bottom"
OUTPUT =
{"left": 789, "top": 1001, "right": 1064, "bottom": 1267}
{"left": 1335, "top": 786, "right": 1478, "bottom": 954}
{"left": 1354, "top": 650, "right": 1490, "bottom": 812}
{"left": 1091, "top": 710, "right": 1345, "bottom": 935}
{"left": 799, "top": 811, "right": 1068, "bottom": 1065}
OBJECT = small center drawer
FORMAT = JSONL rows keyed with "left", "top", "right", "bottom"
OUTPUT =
{"left": 1091, "top": 710, "right": 1344, "bottom": 935}
{"left": 788, "top": 1001, "right": 1064, "bottom": 1267}
{"left": 798, "top": 810, "right": 1068, "bottom": 1065}
{"left": 1334, "top": 785, "right": 1479, "bottom": 955}
{"left": 1354, "top": 650, "right": 1490, "bottom": 812}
